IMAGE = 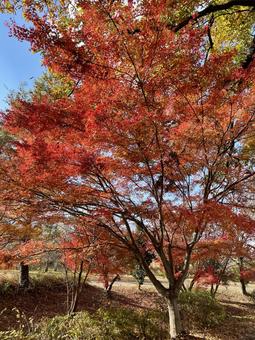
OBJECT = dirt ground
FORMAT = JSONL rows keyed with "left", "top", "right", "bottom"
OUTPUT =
{"left": 0, "top": 271, "right": 254, "bottom": 339}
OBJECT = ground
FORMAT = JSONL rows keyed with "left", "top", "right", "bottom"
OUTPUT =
{"left": 0, "top": 270, "right": 254, "bottom": 339}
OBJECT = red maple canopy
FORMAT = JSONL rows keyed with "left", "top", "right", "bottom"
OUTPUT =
{"left": 2, "top": 1, "right": 255, "bottom": 338}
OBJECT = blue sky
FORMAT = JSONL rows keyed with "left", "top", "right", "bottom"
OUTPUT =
{"left": 0, "top": 11, "right": 44, "bottom": 110}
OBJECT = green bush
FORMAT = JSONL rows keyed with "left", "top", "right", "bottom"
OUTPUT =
{"left": 0, "top": 307, "right": 168, "bottom": 340}
{"left": 0, "top": 291, "right": 226, "bottom": 339}
{"left": 179, "top": 290, "right": 226, "bottom": 328}
{"left": 93, "top": 307, "right": 167, "bottom": 339}
{"left": 0, "top": 281, "right": 14, "bottom": 295}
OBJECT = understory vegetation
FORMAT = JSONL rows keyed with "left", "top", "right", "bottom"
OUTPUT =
{"left": 0, "top": 269, "right": 254, "bottom": 339}
{"left": 0, "top": 289, "right": 227, "bottom": 340}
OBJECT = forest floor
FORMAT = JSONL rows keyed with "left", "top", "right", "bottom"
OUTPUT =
{"left": 0, "top": 270, "right": 254, "bottom": 339}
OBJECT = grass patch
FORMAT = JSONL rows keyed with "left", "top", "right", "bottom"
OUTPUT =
{"left": 179, "top": 290, "right": 226, "bottom": 329}
{"left": 0, "top": 307, "right": 168, "bottom": 340}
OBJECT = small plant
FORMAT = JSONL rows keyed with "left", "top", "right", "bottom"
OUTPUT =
{"left": 33, "top": 314, "right": 72, "bottom": 340}
{"left": 179, "top": 290, "right": 226, "bottom": 329}
{"left": 94, "top": 307, "right": 167, "bottom": 339}
{"left": 0, "top": 329, "right": 25, "bottom": 340}
{"left": 132, "top": 264, "right": 146, "bottom": 290}
{"left": 0, "top": 281, "right": 13, "bottom": 295}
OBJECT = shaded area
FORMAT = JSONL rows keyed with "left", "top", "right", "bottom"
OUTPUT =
{"left": 0, "top": 274, "right": 253, "bottom": 339}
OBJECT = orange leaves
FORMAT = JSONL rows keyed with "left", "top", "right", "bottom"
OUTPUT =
{"left": 194, "top": 266, "right": 220, "bottom": 286}
{"left": 1, "top": 0, "right": 255, "bottom": 296}
{"left": 0, "top": 250, "right": 13, "bottom": 269}
{"left": 59, "top": 222, "right": 131, "bottom": 289}
{"left": 240, "top": 269, "right": 255, "bottom": 282}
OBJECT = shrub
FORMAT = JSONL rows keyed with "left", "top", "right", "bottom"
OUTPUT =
{"left": 0, "top": 281, "right": 15, "bottom": 295}
{"left": 0, "top": 291, "right": 226, "bottom": 339}
{"left": 0, "top": 307, "right": 168, "bottom": 340}
{"left": 0, "top": 329, "right": 25, "bottom": 340}
{"left": 93, "top": 307, "right": 167, "bottom": 339}
{"left": 179, "top": 290, "right": 226, "bottom": 328}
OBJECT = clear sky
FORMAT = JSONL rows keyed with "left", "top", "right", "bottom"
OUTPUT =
{"left": 0, "top": 11, "right": 44, "bottom": 110}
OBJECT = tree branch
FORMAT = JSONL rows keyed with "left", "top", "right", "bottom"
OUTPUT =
{"left": 170, "top": 0, "right": 255, "bottom": 32}
{"left": 242, "top": 34, "right": 255, "bottom": 69}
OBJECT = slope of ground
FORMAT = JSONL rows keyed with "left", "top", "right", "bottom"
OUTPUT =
{"left": 0, "top": 270, "right": 254, "bottom": 339}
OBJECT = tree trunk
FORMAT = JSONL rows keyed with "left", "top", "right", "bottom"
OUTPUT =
{"left": 54, "top": 261, "right": 58, "bottom": 271}
{"left": 239, "top": 257, "right": 249, "bottom": 296}
{"left": 69, "top": 288, "right": 79, "bottom": 315}
{"left": 167, "top": 296, "right": 182, "bottom": 339}
{"left": 210, "top": 284, "right": 215, "bottom": 297}
{"left": 240, "top": 277, "right": 248, "bottom": 296}
{"left": 181, "top": 283, "right": 187, "bottom": 292}
{"left": 69, "top": 261, "right": 84, "bottom": 314}
{"left": 19, "top": 262, "right": 29, "bottom": 288}
{"left": 107, "top": 274, "right": 120, "bottom": 298}
{"left": 188, "top": 278, "right": 195, "bottom": 291}
{"left": 44, "top": 260, "right": 49, "bottom": 272}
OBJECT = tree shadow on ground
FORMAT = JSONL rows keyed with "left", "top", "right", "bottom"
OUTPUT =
{"left": 0, "top": 281, "right": 254, "bottom": 340}
{"left": 0, "top": 283, "right": 162, "bottom": 331}
{"left": 0, "top": 283, "right": 106, "bottom": 330}
{"left": 220, "top": 298, "right": 255, "bottom": 310}
{"left": 205, "top": 300, "right": 255, "bottom": 340}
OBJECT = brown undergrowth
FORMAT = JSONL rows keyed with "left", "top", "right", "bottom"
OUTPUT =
{"left": 0, "top": 272, "right": 254, "bottom": 339}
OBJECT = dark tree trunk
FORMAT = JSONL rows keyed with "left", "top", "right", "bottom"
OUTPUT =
{"left": 107, "top": 274, "right": 120, "bottom": 298}
{"left": 239, "top": 257, "right": 249, "bottom": 296}
{"left": 188, "top": 278, "right": 196, "bottom": 291}
{"left": 44, "top": 260, "right": 49, "bottom": 272}
{"left": 210, "top": 284, "right": 215, "bottom": 297}
{"left": 240, "top": 277, "right": 248, "bottom": 295}
{"left": 181, "top": 283, "right": 187, "bottom": 292}
{"left": 19, "top": 262, "right": 29, "bottom": 288}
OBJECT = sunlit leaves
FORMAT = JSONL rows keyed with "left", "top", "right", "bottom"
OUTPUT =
{"left": 0, "top": 1, "right": 255, "bottom": 308}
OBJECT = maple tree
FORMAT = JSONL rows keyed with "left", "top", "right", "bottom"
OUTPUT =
{"left": 1, "top": 0, "right": 255, "bottom": 338}
{"left": 238, "top": 239, "right": 255, "bottom": 296}
{"left": 188, "top": 212, "right": 255, "bottom": 295}
{"left": 59, "top": 219, "right": 132, "bottom": 312}
{"left": 91, "top": 234, "right": 131, "bottom": 297}
{"left": 0, "top": 132, "right": 42, "bottom": 287}
{"left": 60, "top": 227, "right": 94, "bottom": 314}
